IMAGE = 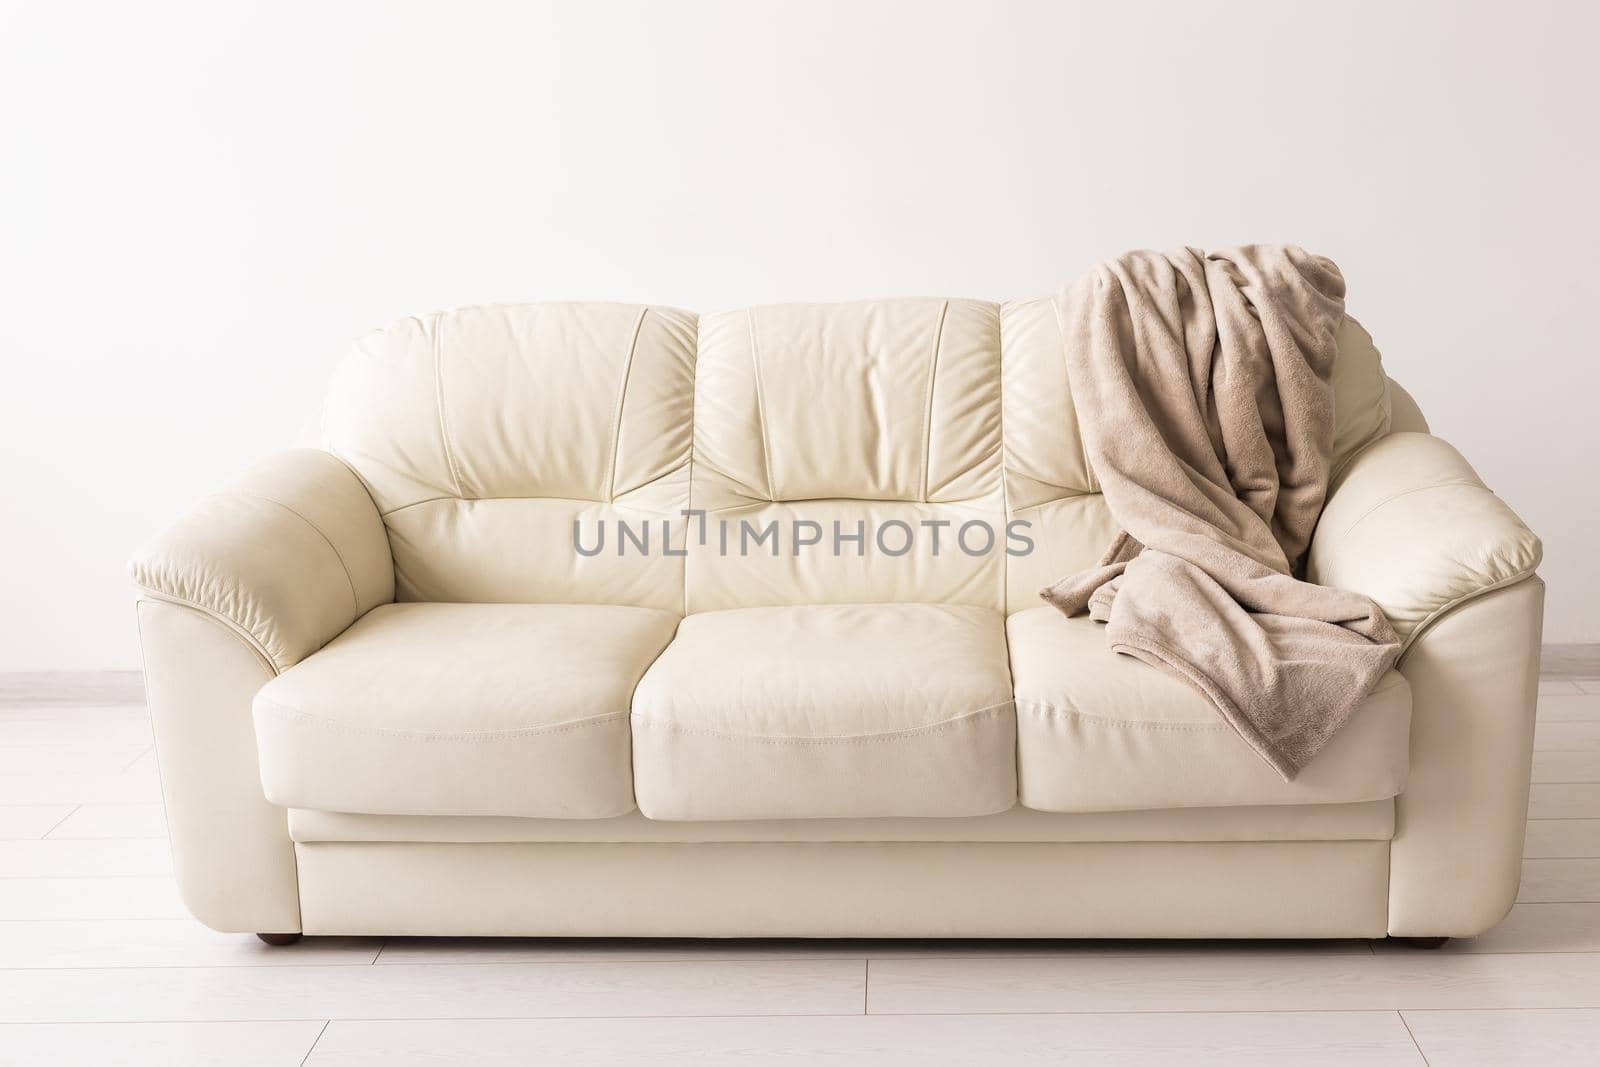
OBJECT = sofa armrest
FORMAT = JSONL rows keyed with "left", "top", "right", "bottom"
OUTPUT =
{"left": 1307, "top": 432, "right": 1541, "bottom": 651}
{"left": 130, "top": 449, "right": 394, "bottom": 672}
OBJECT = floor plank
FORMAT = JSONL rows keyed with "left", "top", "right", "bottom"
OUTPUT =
{"left": 0, "top": 805, "right": 75, "bottom": 840}
{"left": 1541, "top": 680, "right": 1582, "bottom": 696}
{"left": 1540, "top": 650, "right": 1600, "bottom": 679}
{"left": 0, "top": 744, "right": 149, "bottom": 776}
{"left": 0, "top": 1021, "right": 326, "bottom": 1067}
{"left": 1534, "top": 750, "right": 1600, "bottom": 784}
{"left": 0, "top": 959, "right": 867, "bottom": 1022}
{"left": 307, "top": 1012, "right": 1425, "bottom": 1066}
{"left": 0, "top": 768, "right": 162, "bottom": 805}
{"left": 1519, "top": 859, "right": 1600, "bottom": 903}
{"left": 865, "top": 952, "right": 1600, "bottom": 1013}
{"left": 1528, "top": 785, "right": 1600, "bottom": 820}
{"left": 0, "top": 838, "right": 170, "bottom": 878}
{"left": 0, "top": 703, "right": 150, "bottom": 723}
{"left": 1537, "top": 694, "right": 1600, "bottom": 722}
{"left": 0, "top": 876, "right": 186, "bottom": 920}
{"left": 1535, "top": 722, "right": 1600, "bottom": 752}
{"left": 1525, "top": 820, "right": 1600, "bottom": 858}
{"left": 1402, "top": 1008, "right": 1600, "bottom": 1066}
{"left": 1578, "top": 680, "right": 1600, "bottom": 694}
{"left": 0, "top": 715, "right": 153, "bottom": 745}
{"left": 0, "top": 921, "right": 381, "bottom": 969}
{"left": 46, "top": 803, "right": 166, "bottom": 840}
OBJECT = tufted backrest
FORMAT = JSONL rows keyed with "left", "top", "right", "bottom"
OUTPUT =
{"left": 999, "top": 296, "right": 1122, "bottom": 611}
{"left": 997, "top": 305, "right": 1393, "bottom": 609}
{"left": 689, "top": 299, "right": 1006, "bottom": 613}
{"left": 323, "top": 297, "right": 1393, "bottom": 617}
{"left": 322, "top": 302, "right": 697, "bottom": 613}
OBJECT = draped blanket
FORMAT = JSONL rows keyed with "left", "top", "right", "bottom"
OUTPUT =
{"left": 1040, "top": 247, "right": 1401, "bottom": 780}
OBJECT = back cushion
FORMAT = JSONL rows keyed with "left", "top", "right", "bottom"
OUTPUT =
{"left": 1000, "top": 296, "right": 1122, "bottom": 612}
{"left": 999, "top": 301, "right": 1394, "bottom": 611}
{"left": 324, "top": 297, "right": 1393, "bottom": 618}
{"left": 1330, "top": 316, "right": 1394, "bottom": 474}
{"left": 688, "top": 299, "right": 1006, "bottom": 612}
{"left": 322, "top": 303, "right": 697, "bottom": 613}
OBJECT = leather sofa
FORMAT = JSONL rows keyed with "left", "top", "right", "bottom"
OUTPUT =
{"left": 130, "top": 298, "right": 1543, "bottom": 942}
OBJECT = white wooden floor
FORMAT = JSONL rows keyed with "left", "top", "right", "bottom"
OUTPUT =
{"left": 3, "top": 680, "right": 1600, "bottom": 1064}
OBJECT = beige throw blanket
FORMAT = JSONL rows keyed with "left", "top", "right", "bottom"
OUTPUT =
{"left": 1041, "top": 246, "right": 1401, "bottom": 780}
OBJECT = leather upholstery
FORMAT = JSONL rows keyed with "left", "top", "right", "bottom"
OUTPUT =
{"left": 1388, "top": 577, "right": 1544, "bottom": 936}
{"left": 998, "top": 308, "right": 1394, "bottom": 611}
{"left": 1309, "top": 432, "right": 1542, "bottom": 646}
{"left": 322, "top": 303, "right": 696, "bottom": 613}
{"left": 136, "top": 599, "right": 301, "bottom": 933}
{"left": 295, "top": 840, "right": 1391, "bottom": 939}
{"left": 254, "top": 603, "right": 679, "bottom": 818}
{"left": 1385, "top": 378, "right": 1430, "bottom": 434}
{"left": 632, "top": 603, "right": 1015, "bottom": 820}
{"left": 1010, "top": 608, "right": 1412, "bottom": 812}
{"left": 1328, "top": 317, "right": 1394, "bottom": 474}
{"left": 130, "top": 449, "right": 392, "bottom": 671}
{"left": 128, "top": 294, "right": 1543, "bottom": 940}
{"left": 288, "top": 800, "right": 1395, "bottom": 844}
{"left": 689, "top": 300, "right": 1006, "bottom": 613}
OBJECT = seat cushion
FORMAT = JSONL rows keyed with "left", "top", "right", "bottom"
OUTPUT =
{"left": 253, "top": 603, "right": 679, "bottom": 818}
{"left": 1009, "top": 607, "right": 1411, "bottom": 813}
{"left": 631, "top": 603, "right": 1016, "bottom": 820}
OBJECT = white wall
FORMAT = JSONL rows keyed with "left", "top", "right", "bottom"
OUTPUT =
{"left": 2, "top": 0, "right": 1596, "bottom": 669}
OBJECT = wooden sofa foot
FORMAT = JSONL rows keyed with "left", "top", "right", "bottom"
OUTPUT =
{"left": 1393, "top": 936, "right": 1450, "bottom": 949}
{"left": 256, "top": 932, "right": 302, "bottom": 946}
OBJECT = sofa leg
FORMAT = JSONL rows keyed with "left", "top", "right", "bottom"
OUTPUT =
{"left": 1393, "top": 936, "right": 1450, "bottom": 949}
{"left": 256, "top": 932, "right": 302, "bottom": 946}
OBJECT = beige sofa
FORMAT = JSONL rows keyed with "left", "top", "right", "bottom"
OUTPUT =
{"left": 131, "top": 298, "right": 1543, "bottom": 944}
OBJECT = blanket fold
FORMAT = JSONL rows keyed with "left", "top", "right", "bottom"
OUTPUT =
{"left": 1041, "top": 246, "right": 1400, "bottom": 780}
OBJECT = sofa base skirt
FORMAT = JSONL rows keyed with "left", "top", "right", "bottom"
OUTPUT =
{"left": 294, "top": 839, "right": 1390, "bottom": 939}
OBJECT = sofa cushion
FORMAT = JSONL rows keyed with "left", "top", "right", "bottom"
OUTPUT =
{"left": 253, "top": 603, "right": 679, "bottom": 818}
{"left": 1009, "top": 607, "right": 1411, "bottom": 812}
{"left": 687, "top": 300, "right": 1007, "bottom": 615}
{"left": 631, "top": 603, "right": 1016, "bottom": 820}
{"left": 322, "top": 303, "right": 697, "bottom": 613}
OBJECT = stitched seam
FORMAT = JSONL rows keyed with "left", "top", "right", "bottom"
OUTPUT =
{"left": 1337, "top": 478, "right": 1482, "bottom": 538}
{"left": 137, "top": 590, "right": 284, "bottom": 674}
{"left": 382, "top": 494, "right": 459, "bottom": 517}
{"left": 746, "top": 308, "right": 777, "bottom": 501}
{"left": 257, "top": 701, "right": 630, "bottom": 741}
{"left": 1109, "top": 626, "right": 1297, "bottom": 776}
{"left": 995, "top": 303, "right": 1012, "bottom": 612}
{"left": 244, "top": 493, "right": 361, "bottom": 616}
{"left": 381, "top": 488, "right": 682, "bottom": 519}
{"left": 1047, "top": 294, "right": 1098, "bottom": 494}
{"left": 605, "top": 307, "right": 649, "bottom": 503}
{"left": 431, "top": 312, "right": 467, "bottom": 499}
{"left": 1328, "top": 416, "right": 1392, "bottom": 483}
{"left": 1020, "top": 667, "right": 1409, "bottom": 733}
{"left": 633, "top": 700, "right": 1012, "bottom": 745}
{"left": 1397, "top": 568, "right": 1541, "bottom": 659}
{"left": 130, "top": 484, "right": 380, "bottom": 668}
{"left": 694, "top": 494, "right": 999, "bottom": 516}
{"left": 919, "top": 300, "right": 949, "bottom": 503}
{"left": 684, "top": 314, "right": 700, "bottom": 617}
{"left": 1017, "top": 699, "right": 1228, "bottom": 733}
{"left": 321, "top": 453, "right": 395, "bottom": 587}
